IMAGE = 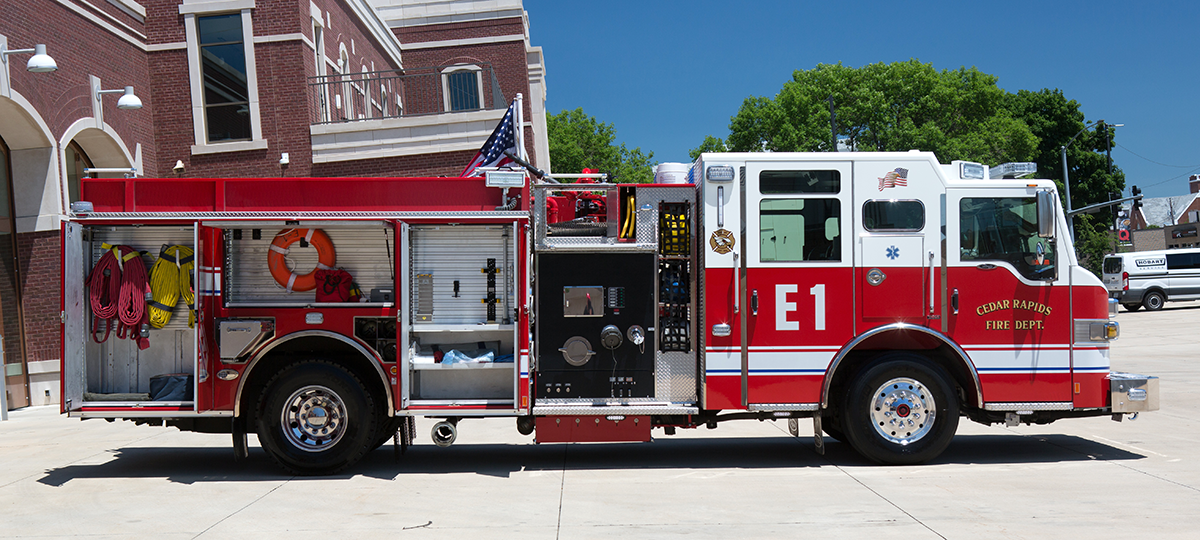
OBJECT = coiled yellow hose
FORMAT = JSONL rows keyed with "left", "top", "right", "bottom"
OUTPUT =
{"left": 148, "top": 245, "right": 196, "bottom": 328}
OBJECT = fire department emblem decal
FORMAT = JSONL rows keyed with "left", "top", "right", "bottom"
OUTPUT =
{"left": 710, "top": 229, "right": 735, "bottom": 254}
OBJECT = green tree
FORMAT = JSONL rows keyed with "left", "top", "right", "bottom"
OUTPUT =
{"left": 720, "top": 61, "right": 1038, "bottom": 165}
{"left": 547, "top": 108, "right": 655, "bottom": 183}
{"left": 1007, "top": 89, "right": 1125, "bottom": 215}
{"left": 688, "top": 135, "right": 727, "bottom": 160}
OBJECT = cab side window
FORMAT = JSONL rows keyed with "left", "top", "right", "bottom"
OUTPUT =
{"left": 863, "top": 200, "right": 924, "bottom": 231}
{"left": 960, "top": 197, "right": 1055, "bottom": 280}
{"left": 759, "top": 170, "right": 841, "bottom": 262}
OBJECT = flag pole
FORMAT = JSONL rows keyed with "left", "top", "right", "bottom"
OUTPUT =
{"left": 515, "top": 93, "right": 526, "bottom": 161}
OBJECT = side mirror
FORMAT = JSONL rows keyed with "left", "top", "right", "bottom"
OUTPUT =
{"left": 1037, "top": 189, "right": 1056, "bottom": 239}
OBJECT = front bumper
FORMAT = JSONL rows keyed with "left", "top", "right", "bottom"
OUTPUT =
{"left": 1110, "top": 372, "right": 1159, "bottom": 413}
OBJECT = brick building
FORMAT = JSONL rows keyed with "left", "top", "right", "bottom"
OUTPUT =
{"left": 0, "top": 0, "right": 547, "bottom": 411}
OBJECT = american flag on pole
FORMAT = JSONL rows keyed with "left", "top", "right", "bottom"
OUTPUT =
{"left": 878, "top": 167, "right": 909, "bottom": 191}
{"left": 460, "top": 100, "right": 519, "bottom": 177}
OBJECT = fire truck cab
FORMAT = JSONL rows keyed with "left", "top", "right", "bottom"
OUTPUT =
{"left": 61, "top": 152, "right": 1158, "bottom": 474}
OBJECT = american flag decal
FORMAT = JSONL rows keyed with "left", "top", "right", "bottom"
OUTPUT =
{"left": 878, "top": 167, "right": 909, "bottom": 191}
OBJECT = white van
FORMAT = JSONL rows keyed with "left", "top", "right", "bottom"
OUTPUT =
{"left": 1103, "top": 247, "right": 1200, "bottom": 310}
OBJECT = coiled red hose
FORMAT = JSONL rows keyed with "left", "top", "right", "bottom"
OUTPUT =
{"left": 86, "top": 245, "right": 149, "bottom": 348}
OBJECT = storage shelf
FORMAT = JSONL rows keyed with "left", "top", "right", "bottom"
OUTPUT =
{"left": 411, "top": 362, "right": 514, "bottom": 371}
{"left": 410, "top": 324, "right": 513, "bottom": 333}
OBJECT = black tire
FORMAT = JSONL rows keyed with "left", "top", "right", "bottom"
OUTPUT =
{"left": 1122, "top": 303, "right": 1141, "bottom": 312}
{"left": 818, "top": 411, "right": 847, "bottom": 442}
{"left": 256, "top": 361, "right": 379, "bottom": 475}
{"left": 1142, "top": 291, "right": 1165, "bottom": 311}
{"left": 841, "top": 354, "right": 959, "bottom": 464}
{"left": 822, "top": 422, "right": 847, "bottom": 443}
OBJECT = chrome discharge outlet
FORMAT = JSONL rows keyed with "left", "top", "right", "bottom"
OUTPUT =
{"left": 431, "top": 420, "right": 458, "bottom": 447}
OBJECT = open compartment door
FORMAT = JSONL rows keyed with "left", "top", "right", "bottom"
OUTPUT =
{"left": 400, "top": 221, "right": 519, "bottom": 411}
{"left": 62, "top": 221, "right": 86, "bottom": 412}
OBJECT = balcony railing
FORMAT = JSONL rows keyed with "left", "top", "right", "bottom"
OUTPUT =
{"left": 309, "top": 64, "right": 506, "bottom": 125}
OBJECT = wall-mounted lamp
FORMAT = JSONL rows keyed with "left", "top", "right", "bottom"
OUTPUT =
{"left": 1, "top": 43, "right": 57, "bottom": 73}
{"left": 97, "top": 85, "right": 142, "bottom": 110}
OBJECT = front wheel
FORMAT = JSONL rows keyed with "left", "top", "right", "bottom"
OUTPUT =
{"left": 841, "top": 355, "right": 959, "bottom": 464}
{"left": 1142, "top": 291, "right": 1165, "bottom": 311}
{"left": 256, "top": 361, "right": 379, "bottom": 475}
{"left": 1122, "top": 303, "right": 1141, "bottom": 312}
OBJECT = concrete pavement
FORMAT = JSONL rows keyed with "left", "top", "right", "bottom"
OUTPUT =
{"left": 1, "top": 304, "right": 1197, "bottom": 539}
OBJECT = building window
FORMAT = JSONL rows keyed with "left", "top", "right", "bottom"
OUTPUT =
{"left": 442, "top": 65, "right": 483, "bottom": 111}
{"left": 199, "top": 13, "right": 251, "bottom": 142}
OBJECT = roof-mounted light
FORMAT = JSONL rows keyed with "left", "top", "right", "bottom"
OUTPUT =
{"left": 990, "top": 162, "right": 1038, "bottom": 179}
{"left": 959, "top": 161, "right": 986, "bottom": 180}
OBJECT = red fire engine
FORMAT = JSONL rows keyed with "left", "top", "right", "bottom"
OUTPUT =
{"left": 62, "top": 152, "right": 1158, "bottom": 474}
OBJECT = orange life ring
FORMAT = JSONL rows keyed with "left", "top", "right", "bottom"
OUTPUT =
{"left": 268, "top": 228, "right": 336, "bottom": 292}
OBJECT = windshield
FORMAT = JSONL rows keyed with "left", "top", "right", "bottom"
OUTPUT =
{"left": 960, "top": 197, "right": 1056, "bottom": 280}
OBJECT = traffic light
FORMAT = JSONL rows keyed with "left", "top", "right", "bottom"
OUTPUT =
{"left": 1132, "top": 185, "right": 1142, "bottom": 211}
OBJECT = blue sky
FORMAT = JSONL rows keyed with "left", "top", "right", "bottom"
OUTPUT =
{"left": 525, "top": 0, "right": 1200, "bottom": 199}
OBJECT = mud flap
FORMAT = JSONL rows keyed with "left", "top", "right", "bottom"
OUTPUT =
{"left": 813, "top": 415, "right": 825, "bottom": 455}
{"left": 232, "top": 416, "right": 249, "bottom": 461}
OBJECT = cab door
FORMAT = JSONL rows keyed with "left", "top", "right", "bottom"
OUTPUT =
{"left": 947, "top": 188, "right": 1071, "bottom": 403}
{"left": 741, "top": 162, "right": 855, "bottom": 406}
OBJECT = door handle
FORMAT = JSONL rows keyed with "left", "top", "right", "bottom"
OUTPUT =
{"left": 952, "top": 288, "right": 959, "bottom": 315}
{"left": 751, "top": 289, "right": 758, "bottom": 315}
{"left": 733, "top": 252, "right": 740, "bottom": 314}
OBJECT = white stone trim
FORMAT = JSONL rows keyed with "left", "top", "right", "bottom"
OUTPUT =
{"left": 53, "top": 0, "right": 147, "bottom": 50}
{"left": 58, "top": 116, "right": 138, "bottom": 213}
{"left": 343, "top": 0, "right": 404, "bottom": 69}
{"left": 1, "top": 88, "right": 62, "bottom": 232}
{"left": 179, "top": 0, "right": 256, "bottom": 15}
{"left": 380, "top": 6, "right": 525, "bottom": 29}
{"left": 106, "top": 0, "right": 147, "bottom": 20}
{"left": 147, "top": 42, "right": 188, "bottom": 52}
{"left": 310, "top": 108, "right": 504, "bottom": 163}
{"left": 403, "top": 34, "right": 525, "bottom": 50}
{"left": 191, "top": 139, "right": 269, "bottom": 155}
{"left": 253, "top": 33, "right": 307, "bottom": 44}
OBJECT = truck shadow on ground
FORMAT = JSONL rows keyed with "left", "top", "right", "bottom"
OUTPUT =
{"left": 37, "top": 432, "right": 1143, "bottom": 486}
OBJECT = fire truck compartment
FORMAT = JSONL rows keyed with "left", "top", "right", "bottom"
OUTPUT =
{"left": 222, "top": 223, "right": 396, "bottom": 306}
{"left": 401, "top": 223, "right": 520, "bottom": 405}
{"left": 67, "top": 224, "right": 199, "bottom": 408}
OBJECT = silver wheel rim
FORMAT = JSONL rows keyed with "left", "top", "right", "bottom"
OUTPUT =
{"left": 280, "top": 385, "right": 347, "bottom": 452}
{"left": 869, "top": 377, "right": 936, "bottom": 445}
{"left": 1147, "top": 295, "right": 1162, "bottom": 309}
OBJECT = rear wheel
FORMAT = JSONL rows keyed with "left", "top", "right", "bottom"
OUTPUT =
{"left": 1142, "top": 291, "right": 1165, "bottom": 311}
{"left": 841, "top": 354, "right": 959, "bottom": 464}
{"left": 256, "top": 361, "right": 378, "bottom": 475}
